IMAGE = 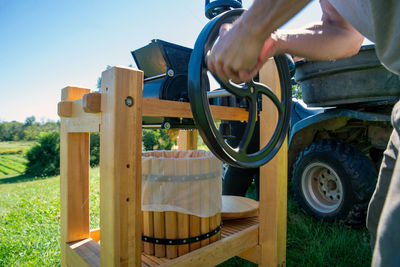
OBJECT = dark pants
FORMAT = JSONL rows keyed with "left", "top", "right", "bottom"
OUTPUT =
{"left": 367, "top": 101, "right": 400, "bottom": 266}
{"left": 221, "top": 121, "right": 260, "bottom": 200}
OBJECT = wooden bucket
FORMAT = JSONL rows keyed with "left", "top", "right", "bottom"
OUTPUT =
{"left": 142, "top": 150, "right": 222, "bottom": 259}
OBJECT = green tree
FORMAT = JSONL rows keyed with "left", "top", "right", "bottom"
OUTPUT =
{"left": 24, "top": 116, "right": 36, "bottom": 126}
{"left": 142, "top": 129, "right": 174, "bottom": 151}
{"left": 90, "top": 133, "right": 100, "bottom": 167}
{"left": 25, "top": 132, "right": 60, "bottom": 177}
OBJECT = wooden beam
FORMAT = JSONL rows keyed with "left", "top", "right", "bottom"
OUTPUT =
{"left": 237, "top": 245, "right": 261, "bottom": 264}
{"left": 60, "top": 86, "right": 91, "bottom": 267}
{"left": 58, "top": 101, "right": 73, "bottom": 117}
{"left": 258, "top": 59, "right": 288, "bottom": 267}
{"left": 100, "top": 66, "right": 144, "bottom": 266}
{"left": 177, "top": 130, "right": 198, "bottom": 150}
{"left": 89, "top": 229, "right": 100, "bottom": 244}
{"left": 63, "top": 97, "right": 101, "bottom": 133}
{"left": 61, "top": 86, "right": 91, "bottom": 101}
{"left": 164, "top": 225, "right": 259, "bottom": 267}
{"left": 83, "top": 92, "right": 102, "bottom": 113}
{"left": 142, "top": 98, "right": 249, "bottom": 121}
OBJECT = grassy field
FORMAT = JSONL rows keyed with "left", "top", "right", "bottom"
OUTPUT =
{"left": 0, "top": 141, "right": 33, "bottom": 178}
{"left": 0, "top": 167, "right": 372, "bottom": 266}
{"left": 0, "top": 139, "right": 371, "bottom": 266}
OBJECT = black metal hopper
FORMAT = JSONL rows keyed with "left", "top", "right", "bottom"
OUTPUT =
{"left": 131, "top": 39, "right": 195, "bottom": 129}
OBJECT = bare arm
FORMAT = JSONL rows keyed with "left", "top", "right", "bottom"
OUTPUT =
{"left": 275, "top": 0, "right": 364, "bottom": 60}
{"left": 208, "top": 0, "right": 311, "bottom": 82}
{"left": 208, "top": 0, "right": 364, "bottom": 82}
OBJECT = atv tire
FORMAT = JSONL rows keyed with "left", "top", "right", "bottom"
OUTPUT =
{"left": 292, "top": 139, "right": 377, "bottom": 225}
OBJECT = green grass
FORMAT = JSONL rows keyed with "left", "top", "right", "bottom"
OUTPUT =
{"left": 0, "top": 141, "right": 33, "bottom": 179}
{"left": 217, "top": 183, "right": 372, "bottom": 267}
{"left": 0, "top": 169, "right": 371, "bottom": 266}
{"left": 0, "top": 141, "right": 33, "bottom": 154}
{"left": 0, "top": 168, "right": 100, "bottom": 266}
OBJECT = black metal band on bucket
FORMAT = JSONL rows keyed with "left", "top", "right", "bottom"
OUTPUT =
{"left": 142, "top": 223, "right": 222, "bottom": 245}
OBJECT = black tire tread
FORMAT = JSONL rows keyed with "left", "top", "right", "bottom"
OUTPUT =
{"left": 292, "top": 139, "right": 377, "bottom": 225}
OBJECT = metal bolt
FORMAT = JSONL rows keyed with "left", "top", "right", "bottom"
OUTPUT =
{"left": 167, "top": 69, "right": 174, "bottom": 77}
{"left": 164, "top": 122, "right": 171, "bottom": 129}
{"left": 125, "top": 96, "right": 134, "bottom": 107}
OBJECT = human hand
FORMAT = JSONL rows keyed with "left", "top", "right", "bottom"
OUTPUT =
{"left": 207, "top": 20, "right": 278, "bottom": 83}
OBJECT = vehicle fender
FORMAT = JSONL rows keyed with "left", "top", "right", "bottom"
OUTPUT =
{"left": 287, "top": 109, "right": 391, "bottom": 175}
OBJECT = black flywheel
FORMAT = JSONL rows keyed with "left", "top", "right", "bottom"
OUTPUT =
{"left": 188, "top": 9, "right": 292, "bottom": 168}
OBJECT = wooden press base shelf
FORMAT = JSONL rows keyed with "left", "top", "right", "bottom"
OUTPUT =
{"left": 66, "top": 217, "right": 259, "bottom": 267}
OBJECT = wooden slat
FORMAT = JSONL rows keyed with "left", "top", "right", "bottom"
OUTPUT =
{"left": 142, "top": 159, "right": 155, "bottom": 256}
{"left": 153, "top": 212, "right": 166, "bottom": 258}
{"left": 60, "top": 86, "right": 91, "bottom": 267}
{"left": 200, "top": 157, "right": 210, "bottom": 247}
{"left": 152, "top": 157, "right": 166, "bottom": 258}
{"left": 142, "top": 98, "right": 249, "bottom": 121}
{"left": 165, "top": 158, "right": 178, "bottom": 259}
{"left": 141, "top": 217, "right": 259, "bottom": 266}
{"left": 100, "top": 66, "right": 144, "bottom": 266}
{"left": 165, "top": 211, "right": 178, "bottom": 258}
{"left": 177, "top": 130, "right": 197, "bottom": 256}
{"left": 164, "top": 224, "right": 259, "bottom": 267}
{"left": 67, "top": 239, "right": 100, "bottom": 267}
{"left": 189, "top": 158, "right": 201, "bottom": 252}
{"left": 258, "top": 59, "right": 288, "bottom": 267}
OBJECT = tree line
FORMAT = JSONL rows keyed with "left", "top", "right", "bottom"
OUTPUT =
{"left": 0, "top": 116, "right": 59, "bottom": 142}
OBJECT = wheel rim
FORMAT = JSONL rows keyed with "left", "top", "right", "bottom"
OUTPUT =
{"left": 301, "top": 162, "right": 344, "bottom": 213}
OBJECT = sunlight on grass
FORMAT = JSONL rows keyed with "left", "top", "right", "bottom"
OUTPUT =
{"left": 0, "top": 168, "right": 100, "bottom": 266}
{"left": 0, "top": 141, "right": 32, "bottom": 178}
{"left": 0, "top": 168, "right": 371, "bottom": 266}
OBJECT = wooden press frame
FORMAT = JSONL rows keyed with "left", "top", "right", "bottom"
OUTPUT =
{"left": 58, "top": 59, "right": 287, "bottom": 266}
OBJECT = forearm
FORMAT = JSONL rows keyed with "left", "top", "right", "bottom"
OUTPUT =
{"left": 273, "top": 0, "right": 364, "bottom": 61}
{"left": 238, "top": 0, "right": 311, "bottom": 42}
{"left": 275, "top": 22, "right": 364, "bottom": 60}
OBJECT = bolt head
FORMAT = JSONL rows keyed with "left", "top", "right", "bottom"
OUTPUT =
{"left": 167, "top": 69, "right": 174, "bottom": 77}
{"left": 125, "top": 96, "right": 134, "bottom": 107}
{"left": 164, "top": 122, "right": 171, "bottom": 129}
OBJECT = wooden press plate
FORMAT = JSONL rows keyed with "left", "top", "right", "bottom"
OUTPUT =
{"left": 221, "top": 195, "right": 259, "bottom": 220}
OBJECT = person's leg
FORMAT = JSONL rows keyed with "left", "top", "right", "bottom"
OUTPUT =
{"left": 223, "top": 166, "right": 256, "bottom": 196}
{"left": 221, "top": 121, "right": 260, "bottom": 197}
{"left": 372, "top": 136, "right": 400, "bottom": 266}
{"left": 370, "top": 101, "right": 400, "bottom": 266}
{"left": 366, "top": 130, "right": 398, "bottom": 248}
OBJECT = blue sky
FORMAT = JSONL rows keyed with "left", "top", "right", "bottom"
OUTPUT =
{"left": 0, "top": 0, "right": 322, "bottom": 122}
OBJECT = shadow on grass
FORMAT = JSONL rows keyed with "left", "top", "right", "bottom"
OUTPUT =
{"left": 0, "top": 174, "right": 54, "bottom": 184}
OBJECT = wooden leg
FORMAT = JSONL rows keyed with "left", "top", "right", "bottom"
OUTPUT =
{"left": 100, "top": 66, "right": 144, "bottom": 266}
{"left": 258, "top": 59, "right": 287, "bottom": 267}
{"left": 60, "top": 86, "right": 91, "bottom": 267}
